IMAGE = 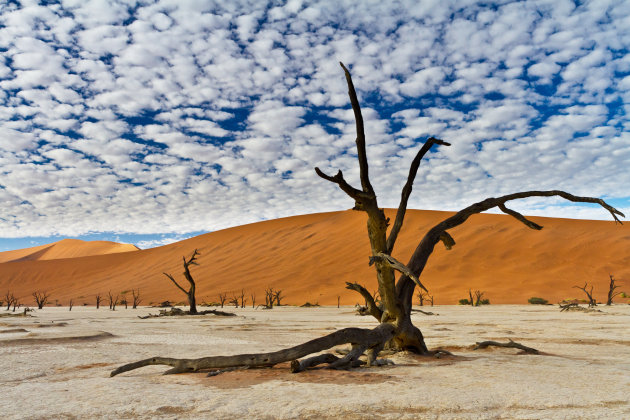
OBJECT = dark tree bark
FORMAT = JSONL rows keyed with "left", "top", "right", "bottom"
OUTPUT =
{"left": 251, "top": 292, "right": 256, "bottom": 308}
{"left": 96, "top": 294, "right": 102, "bottom": 309}
{"left": 164, "top": 249, "right": 200, "bottom": 314}
{"left": 33, "top": 291, "right": 50, "bottom": 309}
{"left": 111, "top": 62, "right": 624, "bottom": 377}
{"left": 69, "top": 299, "right": 73, "bottom": 311}
{"left": 573, "top": 283, "right": 597, "bottom": 307}
{"left": 606, "top": 275, "right": 622, "bottom": 305}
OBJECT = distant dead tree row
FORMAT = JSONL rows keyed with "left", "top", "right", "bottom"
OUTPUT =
{"left": 571, "top": 275, "right": 625, "bottom": 307}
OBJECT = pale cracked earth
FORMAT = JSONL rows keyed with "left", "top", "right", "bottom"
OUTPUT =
{"left": 1, "top": 304, "right": 628, "bottom": 419}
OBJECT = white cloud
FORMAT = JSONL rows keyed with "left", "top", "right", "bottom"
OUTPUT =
{"left": 0, "top": 0, "right": 628, "bottom": 242}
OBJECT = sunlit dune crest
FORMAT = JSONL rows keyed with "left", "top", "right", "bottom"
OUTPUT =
{"left": 0, "top": 239, "right": 139, "bottom": 263}
{"left": 0, "top": 210, "right": 627, "bottom": 306}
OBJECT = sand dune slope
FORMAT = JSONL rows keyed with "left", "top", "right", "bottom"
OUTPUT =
{"left": 0, "top": 239, "right": 139, "bottom": 263}
{"left": 0, "top": 209, "right": 628, "bottom": 307}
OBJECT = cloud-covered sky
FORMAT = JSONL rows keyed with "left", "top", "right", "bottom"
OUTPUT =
{"left": 0, "top": 0, "right": 628, "bottom": 250}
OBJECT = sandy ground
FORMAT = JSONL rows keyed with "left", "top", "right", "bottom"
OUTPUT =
{"left": 0, "top": 304, "right": 628, "bottom": 419}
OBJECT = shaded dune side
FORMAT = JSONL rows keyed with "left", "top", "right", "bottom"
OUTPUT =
{"left": 0, "top": 209, "right": 628, "bottom": 306}
{"left": 0, "top": 239, "right": 139, "bottom": 263}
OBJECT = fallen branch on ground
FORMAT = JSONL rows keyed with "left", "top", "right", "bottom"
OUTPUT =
{"left": 111, "top": 323, "right": 396, "bottom": 376}
{"left": 473, "top": 339, "right": 539, "bottom": 354}
{"left": 137, "top": 307, "right": 236, "bottom": 319}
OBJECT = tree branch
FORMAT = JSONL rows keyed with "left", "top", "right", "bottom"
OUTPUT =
{"left": 498, "top": 204, "right": 543, "bottom": 230}
{"left": 345, "top": 282, "right": 383, "bottom": 321}
{"left": 339, "top": 62, "right": 374, "bottom": 196}
{"left": 314, "top": 167, "right": 371, "bottom": 207}
{"left": 396, "top": 190, "right": 624, "bottom": 306}
{"left": 387, "top": 137, "right": 450, "bottom": 253}
{"left": 370, "top": 252, "right": 428, "bottom": 293}
{"left": 473, "top": 339, "right": 539, "bottom": 354}
{"left": 163, "top": 272, "right": 188, "bottom": 295}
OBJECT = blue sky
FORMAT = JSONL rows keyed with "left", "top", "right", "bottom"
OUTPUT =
{"left": 0, "top": 0, "right": 628, "bottom": 252}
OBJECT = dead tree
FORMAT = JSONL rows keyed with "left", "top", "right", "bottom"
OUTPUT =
{"left": 111, "top": 62, "right": 624, "bottom": 377}
{"left": 229, "top": 296, "right": 239, "bottom": 308}
{"left": 474, "top": 290, "right": 485, "bottom": 306}
{"left": 33, "top": 291, "right": 50, "bottom": 309}
{"left": 132, "top": 289, "right": 141, "bottom": 309}
{"left": 273, "top": 289, "right": 284, "bottom": 306}
{"left": 264, "top": 287, "right": 275, "bottom": 309}
{"left": 337, "top": 295, "right": 341, "bottom": 308}
{"left": 606, "top": 275, "right": 622, "bottom": 305}
{"left": 108, "top": 291, "right": 119, "bottom": 311}
{"left": 96, "top": 294, "right": 102, "bottom": 309}
{"left": 218, "top": 293, "right": 227, "bottom": 308}
{"left": 239, "top": 289, "right": 247, "bottom": 308}
{"left": 69, "top": 299, "right": 74, "bottom": 311}
{"left": 163, "top": 249, "right": 200, "bottom": 314}
{"left": 417, "top": 289, "right": 429, "bottom": 306}
{"left": 4, "top": 291, "right": 15, "bottom": 311}
{"left": 428, "top": 294, "right": 434, "bottom": 307}
{"left": 251, "top": 292, "right": 256, "bottom": 308}
{"left": 573, "top": 283, "right": 597, "bottom": 307}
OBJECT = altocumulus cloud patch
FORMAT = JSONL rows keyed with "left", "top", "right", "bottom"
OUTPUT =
{"left": 0, "top": 0, "right": 628, "bottom": 243}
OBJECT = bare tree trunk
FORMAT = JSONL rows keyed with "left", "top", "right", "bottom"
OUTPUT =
{"left": 69, "top": 299, "right": 73, "bottom": 311}
{"left": 132, "top": 289, "right": 141, "bottom": 309}
{"left": 251, "top": 293, "right": 256, "bottom": 308}
{"left": 606, "top": 275, "right": 622, "bottom": 305}
{"left": 96, "top": 294, "right": 101, "bottom": 309}
{"left": 111, "top": 62, "right": 624, "bottom": 377}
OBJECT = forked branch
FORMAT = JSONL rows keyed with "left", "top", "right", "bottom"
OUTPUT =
{"left": 387, "top": 137, "right": 451, "bottom": 253}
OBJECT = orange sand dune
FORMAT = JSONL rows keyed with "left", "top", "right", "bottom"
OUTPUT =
{"left": 0, "top": 209, "right": 628, "bottom": 307}
{"left": 0, "top": 239, "right": 139, "bottom": 263}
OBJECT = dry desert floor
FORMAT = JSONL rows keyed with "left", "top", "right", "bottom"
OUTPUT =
{"left": 1, "top": 304, "right": 629, "bottom": 419}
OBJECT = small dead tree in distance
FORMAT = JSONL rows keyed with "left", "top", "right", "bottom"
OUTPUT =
{"left": 239, "top": 289, "right": 247, "bottom": 308}
{"left": 95, "top": 294, "right": 102, "bottom": 309}
{"left": 163, "top": 249, "right": 200, "bottom": 314}
{"left": 69, "top": 299, "right": 74, "bottom": 311}
{"left": 218, "top": 293, "right": 227, "bottom": 308}
{"left": 229, "top": 296, "right": 239, "bottom": 308}
{"left": 606, "top": 275, "right": 622, "bottom": 305}
{"left": 108, "top": 291, "right": 119, "bottom": 311}
{"left": 4, "top": 291, "right": 15, "bottom": 311}
{"left": 573, "top": 282, "right": 597, "bottom": 307}
{"left": 112, "top": 62, "right": 624, "bottom": 377}
{"left": 273, "top": 289, "right": 284, "bottom": 306}
{"left": 132, "top": 289, "right": 141, "bottom": 309}
{"left": 251, "top": 292, "right": 256, "bottom": 308}
{"left": 33, "top": 291, "right": 50, "bottom": 309}
{"left": 264, "top": 287, "right": 275, "bottom": 309}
